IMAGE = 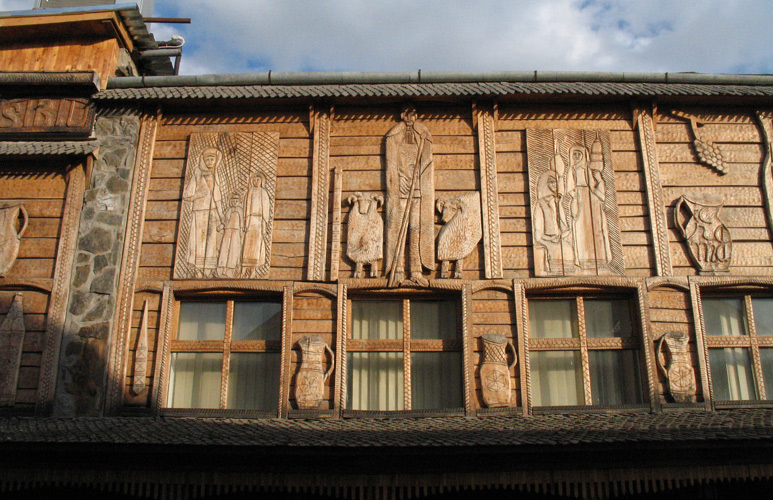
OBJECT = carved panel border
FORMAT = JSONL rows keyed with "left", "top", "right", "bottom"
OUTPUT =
{"left": 688, "top": 279, "right": 713, "bottom": 410}
{"left": 646, "top": 276, "right": 689, "bottom": 292}
{"left": 637, "top": 281, "right": 660, "bottom": 412}
{"left": 36, "top": 160, "right": 86, "bottom": 415}
{"left": 105, "top": 110, "right": 158, "bottom": 415}
{"left": 334, "top": 283, "right": 347, "bottom": 415}
{"left": 475, "top": 105, "right": 503, "bottom": 279}
{"left": 329, "top": 162, "right": 343, "bottom": 281}
{"left": 513, "top": 280, "right": 529, "bottom": 415}
{"left": 279, "top": 286, "right": 293, "bottom": 417}
{"left": 150, "top": 285, "right": 174, "bottom": 414}
{"left": 307, "top": 106, "right": 332, "bottom": 281}
{"left": 755, "top": 111, "right": 773, "bottom": 236}
{"left": 636, "top": 108, "right": 673, "bottom": 276}
{"left": 462, "top": 283, "right": 474, "bottom": 415}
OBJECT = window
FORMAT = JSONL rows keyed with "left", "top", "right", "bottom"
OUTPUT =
{"left": 166, "top": 300, "right": 282, "bottom": 411}
{"left": 527, "top": 297, "right": 643, "bottom": 407}
{"left": 346, "top": 298, "right": 463, "bottom": 411}
{"left": 703, "top": 296, "right": 773, "bottom": 401}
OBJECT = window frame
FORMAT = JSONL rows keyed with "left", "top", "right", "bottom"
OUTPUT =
{"left": 698, "top": 290, "right": 773, "bottom": 404}
{"left": 523, "top": 290, "right": 650, "bottom": 413}
{"left": 153, "top": 286, "right": 286, "bottom": 418}
{"left": 342, "top": 293, "right": 465, "bottom": 416}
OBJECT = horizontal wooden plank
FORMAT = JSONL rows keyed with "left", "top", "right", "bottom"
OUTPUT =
{"left": 142, "top": 220, "right": 177, "bottom": 244}
{"left": 615, "top": 171, "right": 645, "bottom": 192}
{"left": 647, "top": 290, "right": 690, "bottom": 310}
{"left": 663, "top": 187, "right": 762, "bottom": 207}
{"left": 139, "top": 243, "right": 174, "bottom": 268}
{"left": 622, "top": 232, "right": 651, "bottom": 246}
{"left": 330, "top": 136, "right": 476, "bottom": 156}
{"left": 147, "top": 178, "right": 183, "bottom": 201}
{"left": 622, "top": 245, "right": 654, "bottom": 271}
{"left": 276, "top": 177, "right": 310, "bottom": 200}
{"left": 0, "top": 176, "right": 66, "bottom": 199}
{"left": 151, "top": 159, "right": 183, "bottom": 179}
{"left": 656, "top": 143, "right": 763, "bottom": 164}
{"left": 660, "top": 162, "right": 760, "bottom": 187}
{"left": 273, "top": 220, "right": 309, "bottom": 244}
{"left": 649, "top": 308, "right": 691, "bottom": 324}
{"left": 4, "top": 259, "right": 54, "bottom": 278}
{"left": 620, "top": 217, "right": 648, "bottom": 232}
{"left": 153, "top": 140, "right": 186, "bottom": 159}
{"left": 613, "top": 152, "right": 642, "bottom": 172}
{"left": 495, "top": 152, "right": 525, "bottom": 173}
{"left": 0, "top": 292, "right": 49, "bottom": 314}
{"left": 0, "top": 199, "right": 64, "bottom": 218}
{"left": 332, "top": 115, "right": 473, "bottom": 136}
{"left": 17, "top": 238, "right": 58, "bottom": 259}
{"left": 156, "top": 121, "right": 309, "bottom": 141}
{"left": 495, "top": 131, "right": 524, "bottom": 153}
{"left": 655, "top": 123, "right": 762, "bottom": 144}
{"left": 498, "top": 118, "right": 632, "bottom": 130}
{"left": 145, "top": 200, "right": 180, "bottom": 221}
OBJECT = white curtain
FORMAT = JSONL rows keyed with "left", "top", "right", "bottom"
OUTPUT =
{"left": 351, "top": 301, "right": 402, "bottom": 340}
{"left": 178, "top": 302, "right": 226, "bottom": 341}
{"left": 589, "top": 350, "right": 642, "bottom": 404}
{"left": 752, "top": 298, "right": 773, "bottom": 336}
{"left": 227, "top": 352, "right": 280, "bottom": 410}
{"left": 761, "top": 348, "right": 773, "bottom": 399}
{"left": 167, "top": 353, "right": 222, "bottom": 408}
{"left": 411, "top": 301, "right": 457, "bottom": 340}
{"left": 411, "top": 352, "right": 462, "bottom": 409}
{"left": 531, "top": 351, "right": 582, "bottom": 406}
{"left": 709, "top": 348, "right": 756, "bottom": 400}
{"left": 347, "top": 352, "right": 404, "bottom": 410}
{"left": 584, "top": 299, "right": 632, "bottom": 338}
{"left": 232, "top": 302, "right": 282, "bottom": 341}
{"left": 703, "top": 298, "right": 746, "bottom": 337}
{"left": 528, "top": 300, "right": 575, "bottom": 339}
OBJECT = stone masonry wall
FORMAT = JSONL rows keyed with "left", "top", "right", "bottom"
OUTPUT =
{"left": 54, "top": 112, "right": 140, "bottom": 416}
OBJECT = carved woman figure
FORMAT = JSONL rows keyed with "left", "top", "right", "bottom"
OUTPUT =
{"left": 217, "top": 193, "right": 245, "bottom": 278}
{"left": 183, "top": 147, "right": 224, "bottom": 276}
{"left": 565, "top": 145, "right": 595, "bottom": 269}
{"left": 588, "top": 136, "right": 611, "bottom": 266}
{"left": 534, "top": 172, "right": 569, "bottom": 274}
{"left": 241, "top": 172, "right": 271, "bottom": 278}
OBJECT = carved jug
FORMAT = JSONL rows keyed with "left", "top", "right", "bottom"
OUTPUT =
{"left": 0, "top": 205, "right": 28, "bottom": 277}
{"left": 479, "top": 333, "right": 517, "bottom": 408}
{"left": 656, "top": 331, "right": 697, "bottom": 403}
{"left": 294, "top": 335, "right": 335, "bottom": 409}
{"left": 674, "top": 194, "right": 732, "bottom": 273}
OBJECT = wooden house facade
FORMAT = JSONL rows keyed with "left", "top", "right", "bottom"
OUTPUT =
{"left": 2, "top": 6, "right": 773, "bottom": 500}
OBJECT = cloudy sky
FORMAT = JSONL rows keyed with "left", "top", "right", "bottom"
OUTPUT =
{"left": 3, "top": 0, "right": 773, "bottom": 76}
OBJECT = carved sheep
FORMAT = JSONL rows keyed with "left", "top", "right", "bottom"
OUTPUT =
{"left": 436, "top": 192, "right": 482, "bottom": 279}
{"left": 346, "top": 192, "right": 384, "bottom": 278}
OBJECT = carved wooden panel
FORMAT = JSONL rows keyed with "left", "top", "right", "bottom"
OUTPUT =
{"left": 526, "top": 129, "right": 625, "bottom": 277}
{"left": 174, "top": 132, "right": 279, "bottom": 279}
{"left": 0, "top": 98, "right": 94, "bottom": 136}
{"left": 0, "top": 293, "right": 24, "bottom": 405}
{"left": 346, "top": 192, "right": 384, "bottom": 278}
{"left": 674, "top": 193, "right": 732, "bottom": 274}
{"left": 0, "top": 204, "right": 27, "bottom": 276}
{"left": 436, "top": 192, "right": 482, "bottom": 279}
{"left": 131, "top": 299, "right": 149, "bottom": 395}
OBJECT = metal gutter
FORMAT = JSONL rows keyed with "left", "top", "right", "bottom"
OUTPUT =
{"left": 107, "top": 71, "right": 773, "bottom": 89}
{"left": 0, "top": 3, "right": 141, "bottom": 18}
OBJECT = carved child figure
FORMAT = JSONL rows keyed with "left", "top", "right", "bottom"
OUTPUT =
{"left": 217, "top": 193, "right": 245, "bottom": 278}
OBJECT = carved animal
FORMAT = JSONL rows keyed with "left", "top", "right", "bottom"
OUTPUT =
{"left": 346, "top": 192, "right": 384, "bottom": 278}
{"left": 436, "top": 192, "right": 482, "bottom": 279}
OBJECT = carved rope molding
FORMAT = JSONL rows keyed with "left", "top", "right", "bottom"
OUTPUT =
{"left": 36, "top": 162, "right": 86, "bottom": 415}
{"left": 462, "top": 284, "right": 474, "bottom": 415}
{"left": 307, "top": 106, "right": 332, "bottom": 281}
{"left": 754, "top": 111, "right": 773, "bottom": 237}
{"left": 105, "top": 110, "right": 159, "bottom": 415}
{"left": 476, "top": 106, "right": 504, "bottom": 279}
{"left": 636, "top": 109, "right": 673, "bottom": 276}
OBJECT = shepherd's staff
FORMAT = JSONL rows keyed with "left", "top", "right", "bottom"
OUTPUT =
{"left": 387, "top": 135, "right": 426, "bottom": 288}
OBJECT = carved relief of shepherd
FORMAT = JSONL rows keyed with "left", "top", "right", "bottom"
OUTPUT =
{"left": 385, "top": 104, "right": 435, "bottom": 287}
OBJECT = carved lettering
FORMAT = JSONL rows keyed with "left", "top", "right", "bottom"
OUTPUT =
{"left": 346, "top": 192, "right": 384, "bottom": 279}
{"left": 174, "top": 133, "right": 279, "bottom": 279}
{"left": 0, "top": 98, "right": 93, "bottom": 135}
{"left": 674, "top": 193, "right": 732, "bottom": 274}
{"left": 436, "top": 192, "right": 482, "bottom": 279}
{"left": 0, "top": 204, "right": 28, "bottom": 277}
{"left": 526, "top": 129, "right": 625, "bottom": 277}
{"left": 0, "top": 294, "right": 25, "bottom": 406}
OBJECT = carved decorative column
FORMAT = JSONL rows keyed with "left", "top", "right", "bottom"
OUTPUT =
{"left": 635, "top": 107, "right": 673, "bottom": 276}
{"left": 474, "top": 104, "right": 503, "bottom": 279}
{"left": 307, "top": 105, "right": 333, "bottom": 281}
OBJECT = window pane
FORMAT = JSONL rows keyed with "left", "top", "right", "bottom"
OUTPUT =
{"left": 761, "top": 348, "right": 773, "bottom": 400}
{"left": 528, "top": 300, "right": 577, "bottom": 339}
{"left": 709, "top": 348, "right": 757, "bottom": 400}
{"left": 347, "top": 352, "right": 404, "bottom": 410}
{"left": 411, "top": 352, "right": 462, "bottom": 409}
{"left": 585, "top": 300, "right": 633, "bottom": 338}
{"left": 167, "top": 353, "right": 222, "bottom": 408}
{"left": 752, "top": 298, "right": 773, "bottom": 336}
{"left": 531, "top": 351, "right": 582, "bottom": 405}
{"left": 227, "top": 352, "right": 280, "bottom": 410}
{"left": 232, "top": 302, "right": 282, "bottom": 341}
{"left": 704, "top": 298, "right": 746, "bottom": 336}
{"left": 352, "top": 301, "right": 402, "bottom": 340}
{"left": 178, "top": 302, "right": 226, "bottom": 340}
{"left": 589, "top": 350, "right": 643, "bottom": 404}
{"left": 411, "top": 301, "right": 458, "bottom": 340}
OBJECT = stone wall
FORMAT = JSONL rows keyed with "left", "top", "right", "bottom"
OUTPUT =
{"left": 54, "top": 112, "right": 140, "bottom": 416}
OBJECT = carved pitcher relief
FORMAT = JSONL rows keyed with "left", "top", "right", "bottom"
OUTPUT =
{"left": 526, "top": 129, "right": 624, "bottom": 277}
{"left": 385, "top": 104, "right": 435, "bottom": 287}
{"left": 656, "top": 331, "right": 697, "bottom": 403}
{"left": 174, "top": 133, "right": 279, "bottom": 279}
{"left": 0, "top": 293, "right": 24, "bottom": 406}
{"left": 436, "top": 192, "right": 482, "bottom": 279}
{"left": 346, "top": 192, "right": 384, "bottom": 278}
{"left": 294, "top": 335, "right": 334, "bottom": 409}
{"left": 0, "top": 204, "right": 28, "bottom": 277}
{"left": 674, "top": 193, "right": 732, "bottom": 274}
{"left": 479, "top": 333, "right": 517, "bottom": 408}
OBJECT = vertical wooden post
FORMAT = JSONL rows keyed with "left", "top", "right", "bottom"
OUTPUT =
{"left": 475, "top": 103, "right": 504, "bottom": 279}
{"left": 334, "top": 283, "right": 347, "bottom": 416}
{"left": 637, "top": 281, "right": 661, "bottom": 412}
{"left": 329, "top": 162, "right": 343, "bottom": 281}
{"left": 280, "top": 286, "right": 294, "bottom": 417}
{"left": 513, "top": 280, "right": 529, "bottom": 416}
{"left": 151, "top": 285, "right": 174, "bottom": 414}
{"left": 307, "top": 105, "right": 333, "bottom": 282}
{"left": 689, "top": 278, "right": 713, "bottom": 410}
{"left": 462, "top": 283, "right": 475, "bottom": 415}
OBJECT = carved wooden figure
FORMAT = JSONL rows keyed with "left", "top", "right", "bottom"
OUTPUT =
{"left": 132, "top": 299, "right": 149, "bottom": 395}
{"left": 346, "top": 192, "right": 384, "bottom": 279}
{"left": 174, "top": 133, "right": 279, "bottom": 279}
{"left": 0, "top": 293, "right": 24, "bottom": 406}
{"left": 526, "top": 129, "right": 624, "bottom": 277}
{"left": 671, "top": 110, "right": 728, "bottom": 175}
{"left": 436, "top": 192, "right": 482, "bottom": 279}
{"left": 674, "top": 193, "right": 732, "bottom": 273}
{"left": 385, "top": 104, "right": 434, "bottom": 287}
{"left": 656, "top": 331, "right": 697, "bottom": 403}
{"left": 0, "top": 204, "right": 28, "bottom": 276}
{"left": 479, "top": 333, "right": 517, "bottom": 408}
{"left": 294, "top": 335, "right": 335, "bottom": 409}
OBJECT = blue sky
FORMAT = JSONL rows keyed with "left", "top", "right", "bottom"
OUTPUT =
{"left": 3, "top": 0, "right": 773, "bottom": 76}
